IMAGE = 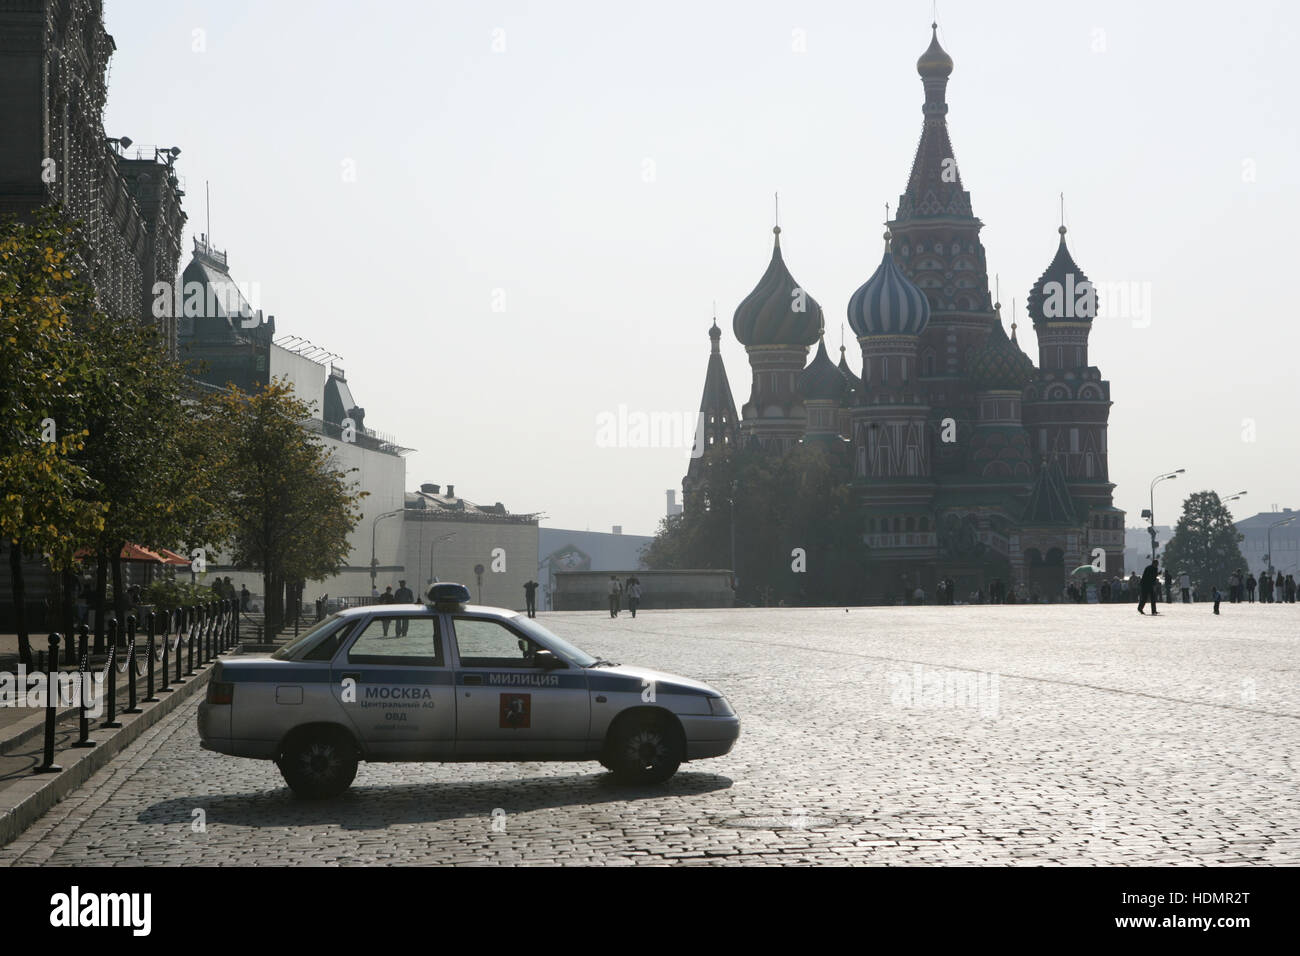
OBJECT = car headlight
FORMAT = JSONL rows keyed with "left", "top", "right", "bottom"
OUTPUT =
{"left": 707, "top": 696, "right": 735, "bottom": 717}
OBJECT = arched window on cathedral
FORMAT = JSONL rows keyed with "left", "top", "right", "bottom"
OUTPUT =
{"left": 905, "top": 517, "right": 915, "bottom": 532}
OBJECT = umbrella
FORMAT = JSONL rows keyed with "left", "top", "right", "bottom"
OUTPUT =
{"left": 1070, "top": 565, "right": 1100, "bottom": 577}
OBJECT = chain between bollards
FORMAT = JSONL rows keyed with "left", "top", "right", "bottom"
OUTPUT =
{"left": 34, "top": 634, "right": 62, "bottom": 773}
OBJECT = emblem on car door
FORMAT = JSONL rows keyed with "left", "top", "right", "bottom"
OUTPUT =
{"left": 499, "top": 693, "right": 531, "bottom": 729}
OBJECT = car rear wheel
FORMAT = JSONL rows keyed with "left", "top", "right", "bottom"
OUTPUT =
{"left": 606, "top": 715, "right": 682, "bottom": 784}
{"left": 278, "top": 728, "right": 358, "bottom": 799}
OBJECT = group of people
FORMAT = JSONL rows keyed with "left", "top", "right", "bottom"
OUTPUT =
{"left": 373, "top": 580, "right": 415, "bottom": 635}
{"left": 211, "top": 576, "right": 252, "bottom": 612}
{"left": 1226, "top": 569, "right": 1297, "bottom": 604}
{"left": 608, "top": 575, "right": 642, "bottom": 618}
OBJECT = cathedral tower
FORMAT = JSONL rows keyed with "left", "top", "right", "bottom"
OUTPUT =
{"left": 732, "top": 225, "right": 823, "bottom": 453}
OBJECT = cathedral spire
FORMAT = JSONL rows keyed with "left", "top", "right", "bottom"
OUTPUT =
{"left": 896, "top": 23, "right": 971, "bottom": 222}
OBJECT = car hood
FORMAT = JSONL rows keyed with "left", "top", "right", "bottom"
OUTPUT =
{"left": 586, "top": 663, "right": 720, "bottom": 698}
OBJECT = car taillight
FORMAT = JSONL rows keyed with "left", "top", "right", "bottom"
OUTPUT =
{"left": 207, "top": 681, "right": 234, "bottom": 705}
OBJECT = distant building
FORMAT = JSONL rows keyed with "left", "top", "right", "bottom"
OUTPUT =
{"left": 401, "top": 484, "right": 540, "bottom": 609}
{"left": 665, "top": 490, "right": 683, "bottom": 517}
{"left": 1124, "top": 526, "right": 1172, "bottom": 573}
{"left": 680, "top": 25, "right": 1125, "bottom": 602}
{"left": 538, "top": 527, "right": 653, "bottom": 610}
{"left": 177, "top": 239, "right": 412, "bottom": 604}
{"left": 1235, "top": 509, "right": 1300, "bottom": 576}
{"left": 0, "top": 0, "right": 186, "bottom": 351}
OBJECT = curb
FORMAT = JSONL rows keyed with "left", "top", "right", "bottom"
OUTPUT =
{"left": 0, "top": 655, "right": 221, "bottom": 849}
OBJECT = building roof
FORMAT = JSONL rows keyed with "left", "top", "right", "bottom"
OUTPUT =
{"left": 967, "top": 309, "right": 1035, "bottom": 390}
{"left": 847, "top": 236, "right": 931, "bottom": 337}
{"left": 1022, "top": 459, "right": 1079, "bottom": 526}
{"left": 798, "top": 336, "right": 848, "bottom": 402}
{"left": 1235, "top": 509, "right": 1299, "bottom": 530}
{"left": 732, "top": 227, "right": 823, "bottom": 348}
{"left": 1027, "top": 226, "right": 1095, "bottom": 325}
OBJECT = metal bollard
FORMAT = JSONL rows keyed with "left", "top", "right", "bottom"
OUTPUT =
{"left": 185, "top": 605, "right": 196, "bottom": 676}
{"left": 175, "top": 607, "right": 186, "bottom": 684}
{"left": 143, "top": 610, "right": 158, "bottom": 702}
{"left": 159, "top": 608, "right": 173, "bottom": 693}
{"left": 124, "top": 615, "right": 141, "bottom": 714}
{"left": 72, "top": 625, "right": 95, "bottom": 749}
{"left": 34, "top": 634, "right": 63, "bottom": 773}
{"left": 102, "top": 620, "right": 121, "bottom": 729}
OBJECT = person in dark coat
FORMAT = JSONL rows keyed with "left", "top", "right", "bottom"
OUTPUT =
{"left": 392, "top": 580, "right": 413, "bottom": 635}
{"left": 1138, "top": 559, "right": 1160, "bottom": 615}
{"left": 523, "top": 580, "right": 538, "bottom": 618}
{"left": 1213, "top": 585, "right": 1221, "bottom": 614}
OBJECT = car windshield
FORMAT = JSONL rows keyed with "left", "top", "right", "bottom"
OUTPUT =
{"left": 271, "top": 613, "right": 348, "bottom": 660}
{"left": 509, "top": 615, "right": 598, "bottom": 667}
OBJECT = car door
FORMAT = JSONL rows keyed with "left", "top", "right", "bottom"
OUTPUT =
{"left": 450, "top": 614, "right": 590, "bottom": 757}
{"left": 330, "top": 611, "right": 455, "bottom": 759}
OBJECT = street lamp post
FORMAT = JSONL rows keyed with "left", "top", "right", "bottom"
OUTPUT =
{"left": 429, "top": 532, "right": 456, "bottom": 591}
{"left": 1145, "top": 469, "right": 1185, "bottom": 564}
{"left": 369, "top": 509, "right": 405, "bottom": 589}
{"left": 1266, "top": 516, "right": 1295, "bottom": 575}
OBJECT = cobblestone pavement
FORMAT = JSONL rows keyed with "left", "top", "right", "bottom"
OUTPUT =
{"left": 3, "top": 604, "right": 1297, "bottom": 866}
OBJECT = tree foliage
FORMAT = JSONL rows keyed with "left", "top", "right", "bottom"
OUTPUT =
{"left": 642, "top": 441, "right": 869, "bottom": 605}
{"left": 213, "top": 380, "right": 365, "bottom": 630}
{"left": 1162, "top": 491, "right": 1247, "bottom": 592}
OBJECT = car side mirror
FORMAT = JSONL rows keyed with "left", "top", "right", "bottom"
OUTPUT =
{"left": 535, "top": 649, "right": 564, "bottom": 669}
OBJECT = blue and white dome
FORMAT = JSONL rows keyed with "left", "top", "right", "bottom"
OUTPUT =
{"left": 847, "top": 233, "right": 931, "bottom": 337}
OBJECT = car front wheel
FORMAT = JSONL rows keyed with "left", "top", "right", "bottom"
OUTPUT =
{"left": 278, "top": 728, "right": 358, "bottom": 799}
{"left": 606, "top": 715, "right": 682, "bottom": 784}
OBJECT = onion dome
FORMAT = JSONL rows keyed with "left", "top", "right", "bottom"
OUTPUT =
{"left": 847, "top": 232, "right": 931, "bottom": 337}
{"left": 732, "top": 226, "right": 823, "bottom": 348}
{"left": 967, "top": 305, "right": 1035, "bottom": 390}
{"left": 838, "top": 344, "right": 862, "bottom": 391}
{"left": 1027, "top": 225, "right": 1097, "bottom": 325}
{"left": 798, "top": 336, "right": 848, "bottom": 402}
{"left": 917, "top": 23, "right": 953, "bottom": 78}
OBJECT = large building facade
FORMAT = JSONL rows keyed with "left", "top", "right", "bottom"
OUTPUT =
{"left": 0, "top": 0, "right": 186, "bottom": 351}
{"left": 683, "top": 25, "right": 1125, "bottom": 602}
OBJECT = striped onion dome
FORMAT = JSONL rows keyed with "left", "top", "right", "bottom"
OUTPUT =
{"left": 967, "top": 306, "right": 1035, "bottom": 390}
{"left": 847, "top": 233, "right": 931, "bottom": 337}
{"left": 797, "top": 336, "right": 847, "bottom": 402}
{"left": 732, "top": 226, "right": 823, "bottom": 348}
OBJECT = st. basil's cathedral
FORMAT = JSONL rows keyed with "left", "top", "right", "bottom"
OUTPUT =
{"left": 682, "top": 25, "right": 1126, "bottom": 601}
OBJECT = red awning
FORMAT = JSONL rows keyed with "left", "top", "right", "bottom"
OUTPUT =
{"left": 74, "top": 543, "right": 192, "bottom": 565}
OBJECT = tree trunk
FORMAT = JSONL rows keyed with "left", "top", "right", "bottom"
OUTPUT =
{"left": 9, "top": 540, "right": 32, "bottom": 668}
{"left": 59, "top": 567, "right": 76, "bottom": 644}
{"left": 111, "top": 541, "right": 126, "bottom": 647}
{"left": 93, "top": 545, "right": 108, "bottom": 655}
{"left": 262, "top": 568, "right": 278, "bottom": 637}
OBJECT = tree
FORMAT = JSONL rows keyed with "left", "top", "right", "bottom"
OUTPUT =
{"left": 0, "top": 211, "right": 107, "bottom": 663}
{"left": 64, "top": 311, "right": 229, "bottom": 650}
{"left": 214, "top": 380, "right": 365, "bottom": 634}
{"left": 1162, "top": 491, "right": 1247, "bottom": 593}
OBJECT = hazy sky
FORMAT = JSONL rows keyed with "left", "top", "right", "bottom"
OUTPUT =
{"left": 103, "top": 0, "right": 1299, "bottom": 536}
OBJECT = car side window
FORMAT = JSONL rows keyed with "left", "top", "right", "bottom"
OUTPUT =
{"left": 454, "top": 617, "right": 542, "bottom": 669}
{"left": 302, "top": 620, "right": 358, "bottom": 661}
{"left": 346, "top": 616, "right": 443, "bottom": 666}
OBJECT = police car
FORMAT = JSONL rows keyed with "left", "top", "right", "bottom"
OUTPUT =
{"left": 198, "top": 583, "right": 740, "bottom": 798}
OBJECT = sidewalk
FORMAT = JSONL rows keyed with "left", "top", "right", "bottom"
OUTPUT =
{"left": 0, "top": 628, "right": 253, "bottom": 848}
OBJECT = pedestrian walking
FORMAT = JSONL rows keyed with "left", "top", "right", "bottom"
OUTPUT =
{"left": 1179, "top": 571, "right": 1191, "bottom": 604}
{"left": 608, "top": 575, "right": 620, "bottom": 618}
{"left": 393, "top": 580, "right": 414, "bottom": 636}
{"left": 627, "top": 578, "right": 642, "bottom": 617}
{"left": 523, "top": 579, "right": 538, "bottom": 618}
{"left": 1229, "top": 570, "right": 1241, "bottom": 603}
{"left": 1246, "top": 573, "right": 1257, "bottom": 602}
{"left": 1138, "top": 558, "right": 1160, "bottom": 615}
{"left": 239, "top": 584, "right": 251, "bottom": 611}
{"left": 1213, "top": 585, "right": 1221, "bottom": 614}
{"left": 1163, "top": 569, "right": 1173, "bottom": 604}
{"left": 378, "top": 584, "right": 395, "bottom": 634}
